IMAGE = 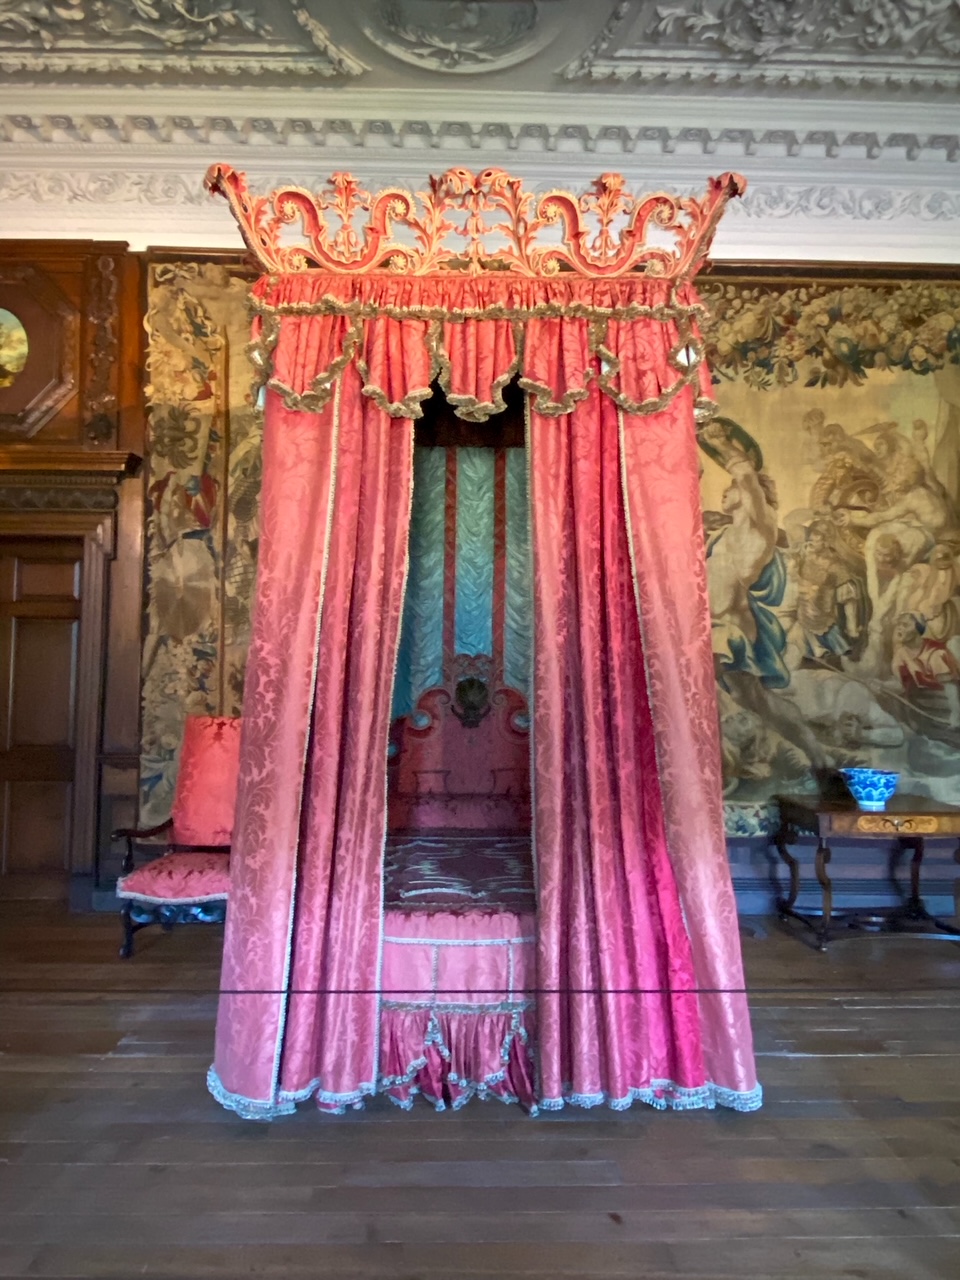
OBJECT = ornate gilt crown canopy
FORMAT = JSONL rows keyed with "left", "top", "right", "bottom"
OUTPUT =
{"left": 205, "top": 165, "right": 746, "bottom": 282}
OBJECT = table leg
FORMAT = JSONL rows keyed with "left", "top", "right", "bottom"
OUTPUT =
{"left": 773, "top": 824, "right": 801, "bottom": 912}
{"left": 814, "top": 839, "right": 833, "bottom": 951}
{"left": 889, "top": 835, "right": 960, "bottom": 940}
{"left": 908, "top": 837, "right": 924, "bottom": 916}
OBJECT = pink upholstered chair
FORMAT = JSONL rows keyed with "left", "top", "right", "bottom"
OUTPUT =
{"left": 115, "top": 715, "right": 242, "bottom": 957}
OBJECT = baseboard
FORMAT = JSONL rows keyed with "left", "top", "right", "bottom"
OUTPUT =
{"left": 731, "top": 874, "right": 958, "bottom": 918}
{"left": 0, "top": 872, "right": 69, "bottom": 902}
{"left": 69, "top": 874, "right": 121, "bottom": 914}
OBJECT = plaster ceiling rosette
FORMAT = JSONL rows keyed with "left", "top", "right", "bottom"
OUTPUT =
{"left": 357, "top": 0, "right": 571, "bottom": 74}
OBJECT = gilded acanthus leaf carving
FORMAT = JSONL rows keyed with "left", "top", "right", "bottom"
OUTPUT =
{"left": 205, "top": 164, "right": 746, "bottom": 281}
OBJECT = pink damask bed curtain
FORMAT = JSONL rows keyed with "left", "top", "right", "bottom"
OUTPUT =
{"left": 210, "top": 316, "right": 415, "bottom": 1114}
{"left": 207, "top": 264, "right": 761, "bottom": 1117}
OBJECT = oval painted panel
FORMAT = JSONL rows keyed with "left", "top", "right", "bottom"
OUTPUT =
{"left": 0, "top": 308, "right": 28, "bottom": 389}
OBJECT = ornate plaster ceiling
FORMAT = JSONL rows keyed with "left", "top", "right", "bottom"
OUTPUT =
{"left": 0, "top": 2, "right": 958, "bottom": 262}
{"left": 0, "top": 0, "right": 364, "bottom": 80}
{"left": 2, "top": 1, "right": 958, "bottom": 93}
{"left": 564, "top": 0, "right": 960, "bottom": 93}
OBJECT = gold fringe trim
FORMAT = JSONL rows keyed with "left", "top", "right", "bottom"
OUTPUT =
{"left": 263, "top": 315, "right": 365, "bottom": 415}
{"left": 591, "top": 319, "right": 707, "bottom": 418}
{"left": 358, "top": 379, "right": 437, "bottom": 420}
{"left": 250, "top": 290, "right": 709, "bottom": 325}
{"left": 516, "top": 376, "right": 593, "bottom": 419}
{"left": 431, "top": 318, "right": 524, "bottom": 424}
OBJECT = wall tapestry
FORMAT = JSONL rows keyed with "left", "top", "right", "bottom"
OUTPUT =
{"left": 139, "top": 264, "right": 960, "bottom": 842}
{"left": 699, "top": 273, "right": 960, "bottom": 836}
{"left": 141, "top": 260, "right": 260, "bottom": 825}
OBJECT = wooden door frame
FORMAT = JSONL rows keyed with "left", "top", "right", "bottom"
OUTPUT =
{"left": 0, "top": 448, "right": 140, "bottom": 881}
{"left": 0, "top": 513, "right": 113, "bottom": 876}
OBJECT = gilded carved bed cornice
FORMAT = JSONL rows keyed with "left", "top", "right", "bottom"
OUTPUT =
{"left": 204, "top": 165, "right": 746, "bottom": 283}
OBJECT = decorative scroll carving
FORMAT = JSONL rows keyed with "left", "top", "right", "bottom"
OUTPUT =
{"left": 563, "top": 0, "right": 960, "bottom": 91}
{"left": 0, "top": 1, "right": 365, "bottom": 80}
{"left": 654, "top": 0, "right": 960, "bottom": 60}
{"left": 561, "top": 0, "right": 631, "bottom": 81}
{"left": 0, "top": 447, "right": 138, "bottom": 512}
{"left": 205, "top": 164, "right": 746, "bottom": 280}
{"left": 0, "top": 485, "right": 117, "bottom": 512}
{"left": 84, "top": 253, "right": 119, "bottom": 444}
{"left": 0, "top": 0, "right": 269, "bottom": 48}
{"left": 291, "top": 6, "right": 368, "bottom": 74}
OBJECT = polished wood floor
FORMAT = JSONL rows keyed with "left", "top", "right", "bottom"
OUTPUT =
{"left": 1, "top": 901, "right": 959, "bottom": 1279}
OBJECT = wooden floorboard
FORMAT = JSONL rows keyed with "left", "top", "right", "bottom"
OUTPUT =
{"left": 1, "top": 900, "right": 959, "bottom": 1278}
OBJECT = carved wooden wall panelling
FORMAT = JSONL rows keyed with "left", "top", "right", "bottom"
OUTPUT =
{"left": 0, "top": 241, "right": 145, "bottom": 900}
{"left": 0, "top": 240, "right": 131, "bottom": 448}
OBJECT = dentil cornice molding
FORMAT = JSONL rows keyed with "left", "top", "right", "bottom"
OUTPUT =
{"left": 1, "top": 108, "right": 958, "bottom": 164}
{"left": 1, "top": 90, "right": 958, "bottom": 263}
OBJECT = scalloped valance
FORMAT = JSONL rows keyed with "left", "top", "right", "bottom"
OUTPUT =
{"left": 249, "top": 272, "right": 716, "bottom": 422}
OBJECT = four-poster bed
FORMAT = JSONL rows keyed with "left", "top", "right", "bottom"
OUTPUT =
{"left": 204, "top": 163, "right": 762, "bottom": 1117}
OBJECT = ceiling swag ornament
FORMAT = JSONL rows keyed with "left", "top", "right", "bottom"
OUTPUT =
{"left": 205, "top": 165, "right": 746, "bottom": 281}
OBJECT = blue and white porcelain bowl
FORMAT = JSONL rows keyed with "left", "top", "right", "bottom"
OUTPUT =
{"left": 839, "top": 768, "right": 899, "bottom": 811}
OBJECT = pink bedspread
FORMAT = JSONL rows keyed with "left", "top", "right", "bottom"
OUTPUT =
{"left": 379, "top": 908, "right": 537, "bottom": 1111}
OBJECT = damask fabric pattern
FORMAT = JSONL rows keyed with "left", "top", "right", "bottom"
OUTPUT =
{"left": 250, "top": 273, "right": 713, "bottom": 424}
{"left": 529, "top": 341, "right": 757, "bottom": 1112}
{"left": 454, "top": 448, "right": 496, "bottom": 657}
{"left": 212, "top": 355, "right": 413, "bottom": 1117}
{"left": 392, "top": 443, "right": 532, "bottom": 723}
{"left": 391, "top": 447, "right": 446, "bottom": 721}
{"left": 169, "top": 715, "right": 243, "bottom": 847}
{"left": 618, "top": 384, "right": 761, "bottom": 1106}
{"left": 209, "top": 272, "right": 760, "bottom": 1118}
{"left": 117, "top": 852, "right": 230, "bottom": 906}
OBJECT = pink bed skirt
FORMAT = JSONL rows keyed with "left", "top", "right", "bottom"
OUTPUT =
{"left": 375, "top": 908, "right": 537, "bottom": 1112}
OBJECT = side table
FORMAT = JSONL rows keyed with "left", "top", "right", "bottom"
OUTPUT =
{"left": 773, "top": 794, "right": 960, "bottom": 950}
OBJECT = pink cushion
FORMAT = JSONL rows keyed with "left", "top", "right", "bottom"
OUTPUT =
{"left": 171, "top": 716, "right": 242, "bottom": 847}
{"left": 117, "top": 852, "right": 230, "bottom": 904}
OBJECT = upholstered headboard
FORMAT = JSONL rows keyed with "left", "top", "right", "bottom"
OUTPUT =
{"left": 387, "top": 676, "right": 530, "bottom": 833}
